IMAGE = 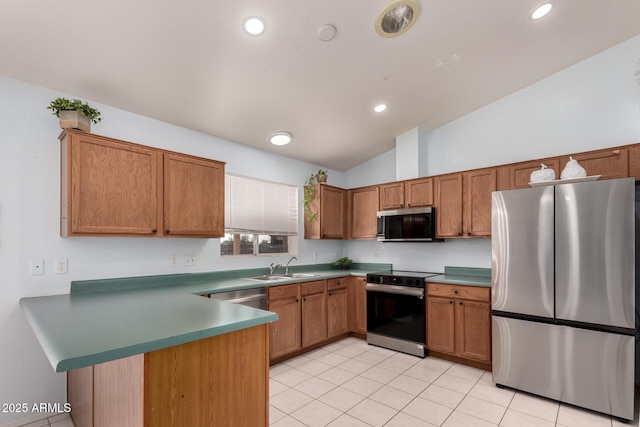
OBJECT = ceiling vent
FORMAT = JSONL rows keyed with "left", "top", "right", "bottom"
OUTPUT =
{"left": 375, "top": 0, "right": 420, "bottom": 38}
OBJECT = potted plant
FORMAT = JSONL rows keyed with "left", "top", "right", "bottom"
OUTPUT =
{"left": 303, "top": 169, "right": 328, "bottom": 222}
{"left": 316, "top": 169, "right": 328, "bottom": 183}
{"left": 332, "top": 256, "right": 353, "bottom": 270}
{"left": 47, "top": 98, "right": 101, "bottom": 132}
{"left": 303, "top": 173, "right": 318, "bottom": 222}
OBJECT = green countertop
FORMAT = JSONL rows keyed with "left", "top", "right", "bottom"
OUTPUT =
{"left": 427, "top": 266, "right": 492, "bottom": 287}
{"left": 20, "top": 263, "right": 391, "bottom": 373}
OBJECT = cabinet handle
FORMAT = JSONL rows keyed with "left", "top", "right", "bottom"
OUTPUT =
{"left": 328, "top": 292, "right": 332, "bottom": 296}
{"left": 454, "top": 290, "right": 458, "bottom": 294}
{"left": 152, "top": 229, "right": 157, "bottom": 234}
{"left": 296, "top": 299, "right": 299, "bottom": 303}
{"left": 303, "top": 298, "right": 307, "bottom": 302}
{"left": 449, "top": 300, "right": 453, "bottom": 304}
{"left": 165, "top": 229, "right": 170, "bottom": 234}
{"left": 459, "top": 302, "right": 463, "bottom": 305}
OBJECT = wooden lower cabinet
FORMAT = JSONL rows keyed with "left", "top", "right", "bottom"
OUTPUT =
{"left": 268, "top": 284, "right": 301, "bottom": 359}
{"left": 68, "top": 325, "right": 269, "bottom": 427}
{"left": 268, "top": 277, "right": 365, "bottom": 362}
{"left": 348, "top": 277, "right": 367, "bottom": 335}
{"left": 426, "top": 283, "right": 491, "bottom": 369}
{"left": 327, "top": 278, "right": 348, "bottom": 338}
{"left": 301, "top": 281, "right": 328, "bottom": 347}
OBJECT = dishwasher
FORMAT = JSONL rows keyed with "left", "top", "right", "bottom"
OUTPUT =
{"left": 209, "top": 288, "right": 267, "bottom": 310}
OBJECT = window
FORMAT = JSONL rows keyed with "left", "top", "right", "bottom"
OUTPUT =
{"left": 221, "top": 174, "right": 298, "bottom": 256}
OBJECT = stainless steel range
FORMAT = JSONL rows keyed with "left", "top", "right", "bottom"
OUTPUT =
{"left": 366, "top": 270, "right": 441, "bottom": 357}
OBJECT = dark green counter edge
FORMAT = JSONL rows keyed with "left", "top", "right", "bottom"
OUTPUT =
{"left": 70, "top": 263, "right": 393, "bottom": 294}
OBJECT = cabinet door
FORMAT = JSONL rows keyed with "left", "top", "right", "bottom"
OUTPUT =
{"left": 509, "top": 158, "right": 560, "bottom": 189}
{"left": 405, "top": 178, "right": 433, "bottom": 208}
{"left": 379, "top": 182, "right": 405, "bottom": 210}
{"left": 350, "top": 186, "right": 379, "bottom": 239}
{"left": 455, "top": 300, "right": 491, "bottom": 363}
{"left": 348, "top": 277, "right": 367, "bottom": 334}
{"left": 434, "top": 173, "right": 463, "bottom": 238}
{"left": 319, "top": 185, "right": 346, "bottom": 239}
{"left": 560, "top": 148, "right": 629, "bottom": 180}
{"left": 630, "top": 144, "right": 640, "bottom": 180}
{"left": 268, "top": 297, "right": 301, "bottom": 359}
{"left": 301, "top": 292, "right": 327, "bottom": 347}
{"left": 464, "top": 168, "right": 496, "bottom": 237}
{"left": 64, "top": 132, "right": 158, "bottom": 236}
{"left": 327, "top": 288, "right": 348, "bottom": 338}
{"left": 426, "top": 297, "right": 455, "bottom": 354}
{"left": 163, "top": 153, "right": 225, "bottom": 237}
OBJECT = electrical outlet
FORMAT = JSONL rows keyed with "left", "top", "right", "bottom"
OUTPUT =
{"left": 55, "top": 258, "right": 68, "bottom": 274}
{"left": 184, "top": 255, "right": 197, "bottom": 266}
{"left": 170, "top": 256, "right": 179, "bottom": 268}
{"left": 30, "top": 259, "right": 44, "bottom": 276}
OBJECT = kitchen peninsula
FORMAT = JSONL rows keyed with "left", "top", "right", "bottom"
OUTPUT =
{"left": 20, "top": 283, "right": 276, "bottom": 426}
{"left": 20, "top": 263, "right": 388, "bottom": 427}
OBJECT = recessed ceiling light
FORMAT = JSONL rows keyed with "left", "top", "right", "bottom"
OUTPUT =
{"left": 243, "top": 17, "right": 266, "bottom": 36}
{"left": 270, "top": 132, "right": 292, "bottom": 146}
{"left": 531, "top": 3, "right": 553, "bottom": 20}
{"left": 375, "top": 0, "right": 420, "bottom": 38}
{"left": 374, "top": 104, "right": 387, "bottom": 113}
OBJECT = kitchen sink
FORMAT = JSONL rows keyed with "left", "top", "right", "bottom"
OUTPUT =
{"left": 279, "top": 273, "right": 318, "bottom": 278}
{"left": 248, "top": 275, "right": 288, "bottom": 281}
{"left": 248, "top": 273, "right": 318, "bottom": 281}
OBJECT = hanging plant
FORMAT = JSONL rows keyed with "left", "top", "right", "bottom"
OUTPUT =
{"left": 303, "top": 173, "right": 318, "bottom": 222}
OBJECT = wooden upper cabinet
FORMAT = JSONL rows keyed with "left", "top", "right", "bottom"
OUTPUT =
{"left": 405, "top": 177, "right": 433, "bottom": 208}
{"left": 61, "top": 131, "right": 159, "bottom": 236}
{"left": 630, "top": 145, "right": 640, "bottom": 180}
{"left": 304, "top": 184, "right": 346, "bottom": 239}
{"left": 379, "top": 182, "right": 405, "bottom": 210}
{"left": 349, "top": 186, "right": 379, "bottom": 239}
{"left": 60, "top": 130, "right": 225, "bottom": 238}
{"left": 464, "top": 168, "right": 496, "bottom": 237}
{"left": 507, "top": 158, "right": 560, "bottom": 190}
{"left": 379, "top": 177, "right": 434, "bottom": 210}
{"left": 163, "top": 153, "right": 224, "bottom": 237}
{"left": 434, "top": 173, "right": 463, "bottom": 238}
{"left": 560, "top": 147, "right": 629, "bottom": 180}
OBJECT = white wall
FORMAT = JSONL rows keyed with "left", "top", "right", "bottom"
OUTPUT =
{"left": 343, "top": 34, "right": 640, "bottom": 272}
{"left": 0, "top": 76, "right": 345, "bottom": 426}
{"left": 2, "top": 33, "right": 640, "bottom": 426}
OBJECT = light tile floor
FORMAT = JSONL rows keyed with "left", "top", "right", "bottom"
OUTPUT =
{"left": 269, "top": 337, "right": 640, "bottom": 427}
{"left": 19, "top": 337, "right": 639, "bottom": 427}
{"left": 18, "top": 413, "right": 74, "bottom": 427}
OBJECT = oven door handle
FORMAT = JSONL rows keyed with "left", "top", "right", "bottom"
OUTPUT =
{"left": 366, "top": 283, "right": 424, "bottom": 297}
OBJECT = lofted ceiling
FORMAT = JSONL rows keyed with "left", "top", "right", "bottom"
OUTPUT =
{"left": 2, "top": 1, "right": 640, "bottom": 171}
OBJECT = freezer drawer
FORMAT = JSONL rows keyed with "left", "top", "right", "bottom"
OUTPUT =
{"left": 492, "top": 316, "right": 635, "bottom": 421}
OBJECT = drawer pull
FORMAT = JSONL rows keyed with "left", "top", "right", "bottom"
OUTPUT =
{"left": 454, "top": 290, "right": 458, "bottom": 294}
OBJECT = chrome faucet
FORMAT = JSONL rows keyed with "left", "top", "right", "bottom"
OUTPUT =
{"left": 269, "top": 263, "right": 282, "bottom": 275}
{"left": 285, "top": 256, "right": 298, "bottom": 274}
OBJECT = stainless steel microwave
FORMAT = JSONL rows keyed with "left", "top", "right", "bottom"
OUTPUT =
{"left": 376, "top": 207, "right": 440, "bottom": 242}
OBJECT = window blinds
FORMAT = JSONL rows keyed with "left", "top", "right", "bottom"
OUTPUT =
{"left": 224, "top": 174, "right": 298, "bottom": 235}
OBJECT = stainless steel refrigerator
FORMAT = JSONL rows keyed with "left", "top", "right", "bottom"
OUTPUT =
{"left": 491, "top": 177, "right": 636, "bottom": 421}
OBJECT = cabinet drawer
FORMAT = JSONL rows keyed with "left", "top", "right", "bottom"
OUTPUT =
{"left": 301, "top": 280, "right": 327, "bottom": 296}
{"left": 427, "top": 283, "right": 490, "bottom": 302}
{"left": 327, "top": 278, "right": 348, "bottom": 291}
{"left": 268, "top": 284, "right": 299, "bottom": 301}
